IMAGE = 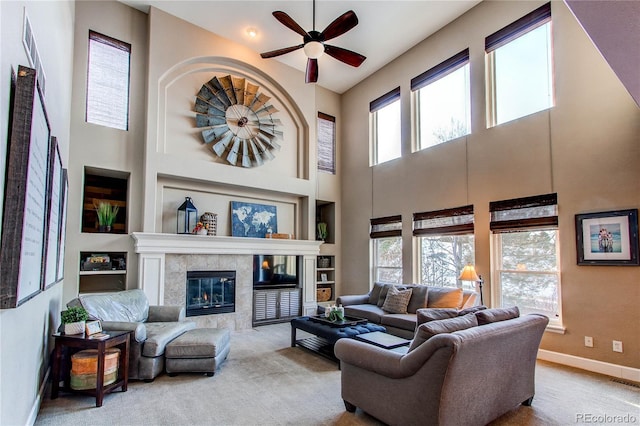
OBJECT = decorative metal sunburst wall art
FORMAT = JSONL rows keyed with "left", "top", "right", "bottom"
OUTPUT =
{"left": 195, "top": 75, "right": 283, "bottom": 168}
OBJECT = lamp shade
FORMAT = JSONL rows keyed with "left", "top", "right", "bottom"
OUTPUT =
{"left": 458, "top": 265, "right": 480, "bottom": 282}
{"left": 304, "top": 41, "right": 324, "bottom": 59}
{"left": 177, "top": 197, "right": 198, "bottom": 234}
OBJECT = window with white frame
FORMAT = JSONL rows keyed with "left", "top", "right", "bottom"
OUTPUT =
{"left": 412, "top": 49, "right": 470, "bottom": 150}
{"left": 490, "top": 193, "right": 562, "bottom": 327}
{"left": 486, "top": 2, "right": 554, "bottom": 127}
{"left": 414, "top": 205, "right": 475, "bottom": 289}
{"left": 370, "top": 87, "right": 401, "bottom": 165}
{"left": 87, "top": 30, "right": 131, "bottom": 130}
{"left": 317, "top": 112, "right": 336, "bottom": 174}
{"left": 370, "top": 215, "right": 402, "bottom": 283}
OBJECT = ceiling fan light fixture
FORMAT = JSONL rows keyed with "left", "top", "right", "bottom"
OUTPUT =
{"left": 303, "top": 41, "right": 324, "bottom": 59}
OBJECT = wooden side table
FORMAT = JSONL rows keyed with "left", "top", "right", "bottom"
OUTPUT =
{"left": 51, "top": 330, "right": 131, "bottom": 407}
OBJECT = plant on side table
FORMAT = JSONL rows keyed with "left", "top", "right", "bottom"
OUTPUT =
{"left": 94, "top": 200, "right": 119, "bottom": 232}
{"left": 61, "top": 306, "right": 89, "bottom": 335}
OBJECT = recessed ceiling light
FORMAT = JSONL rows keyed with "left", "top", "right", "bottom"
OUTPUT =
{"left": 246, "top": 27, "right": 258, "bottom": 39}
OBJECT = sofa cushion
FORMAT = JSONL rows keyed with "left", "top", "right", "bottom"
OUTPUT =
{"left": 427, "top": 287, "right": 463, "bottom": 309}
{"left": 416, "top": 308, "right": 459, "bottom": 326}
{"left": 380, "top": 313, "right": 417, "bottom": 331}
{"left": 344, "top": 304, "right": 385, "bottom": 324}
{"left": 458, "top": 305, "right": 487, "bottom": 316}
{"left": 382, "top": 286, "right": 413, "bottom": 314}
{"left": 406, "top": 285, "right": 429, "bottom": 313}
{"left": 377, "top": 284, "right": 393, "bottom": 307}
{"left": 475, "top": 306, "right": 520, "bottom": 325}
{"left": 368, "top": 282, "right": 385, "bottom": 305}
{"left": 409, "top": 313, "right": 478, "bottom": 352}
{"left": 142, "top": 321, "right": 197, "bottom": 357}
{"left": 77, "top": 289, "right": 150, "bottom": 323}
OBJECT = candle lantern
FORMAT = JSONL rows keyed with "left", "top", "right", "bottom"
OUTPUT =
{"left": 177, "top": 197, "right": 198, "bottom": 234}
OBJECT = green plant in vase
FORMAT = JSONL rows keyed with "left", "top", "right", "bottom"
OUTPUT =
{"left": 61, "top": 306, "right": 89, "bottom": 335}
{"left": 94, "top": 201, "right": 119, "bottom": 232}
{"left": 317, "top": 222, "right": 328, "bottom": 241}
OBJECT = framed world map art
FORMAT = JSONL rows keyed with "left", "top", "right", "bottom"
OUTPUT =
{"left": 231, "top": 201, "right": 277, "bottom": 238}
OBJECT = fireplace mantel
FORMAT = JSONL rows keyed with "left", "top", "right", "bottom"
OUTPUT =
{"left": 131, "top": 232, "right": 323, "bottom": 256}
{"left": 131, "top": 233, "right": 322, "bottom": 319}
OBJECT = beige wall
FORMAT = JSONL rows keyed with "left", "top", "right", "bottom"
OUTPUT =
{"left": 340, "top": 0, "right": 639, "bottom": 368}
{"left": 0, "top": 1, "right": 74, "bottom": 425}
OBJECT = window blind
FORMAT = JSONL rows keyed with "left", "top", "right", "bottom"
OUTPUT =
{"left": 369, "top": 87, "right": 400, "bottom": 113}
{"left": 413, "top": 205, "right": 474, "bottom": 236}
{"left": 490, "top": 193, "right": 558, "bottom": 231}
{"left": 317, "top": 112, "right": 336, "bottom": 174}
{"left": 410, "top": 49, "right": 469, "bottom": 92}
{"left": 370, "top": 215, "right": 402, "bottom": 239}
{"left": 485, "top": 2, "right": 551, "bottom": 52}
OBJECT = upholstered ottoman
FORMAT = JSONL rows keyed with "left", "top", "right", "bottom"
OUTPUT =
{"left": 165, "top": 328, "right": 230, "bottom": 377}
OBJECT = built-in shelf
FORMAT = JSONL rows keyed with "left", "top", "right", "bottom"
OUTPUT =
{"left": 82, "top": 168, "right": 129, "bottom": 234}
{"left": 79, "top": 270, "right": 126, "bottom": 276}
{"left": 79, "top": 251, "right": 127, "bottom": 294}
{"left": 316, "top": 255, "right": 336, "bottom": 303}
{"left": 316, "top": 200, "right": 336, "bottom": 244}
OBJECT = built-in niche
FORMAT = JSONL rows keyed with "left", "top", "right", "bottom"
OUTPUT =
{"left": 82, "top": 168, "right": 128, "bottom": 233}
{"left": 316, "top": 200, "right": 336, "bottom": 244}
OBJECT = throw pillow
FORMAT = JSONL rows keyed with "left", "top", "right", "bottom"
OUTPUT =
{"left": 381, "top": 286, "right": 413, "bottom": 314}
{"left": 409, "top": 313, "right": 478, "bottom": 352}
{"left": 406, "top": 285, "right": 429, "bottom": 313}
{"left": 427, "top": 287, "right": 463, "bottom": 309}
{"left": 368, "top": 282, "right": 385, "bottom": 305}
{"left": 416, "top": 308, "right": 459, "bottom": 326}
{"left": 458, "top": 305, "right": 487, "bottom": 316}
{"left": 377, "top": 284, "right": 393, "bottom": 307}
{"left": 475, "top": 306, "right": 520, "bottom": 325}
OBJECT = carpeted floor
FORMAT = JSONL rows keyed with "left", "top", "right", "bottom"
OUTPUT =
{"left": 36, "top": 322, "right": 639, "bottom": 426}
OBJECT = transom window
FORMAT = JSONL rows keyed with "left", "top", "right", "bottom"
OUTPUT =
{"left": 486, "top": 3, "right": 554, "bottom": 127}
{"left": 370, "top": 88, "right": 401, "bottom": 165}
{"left": 86, "top": 30, "right": 131, "bottom": 130}
{"left": 412, "top": 49, "right": 471, "bottom": 150}
{"left": 414, "top": 205, "right": 475, "bottom": 289}
{"left": 490, "top": 193, "right": 562, "bottom": 329}
{"left": 370, "top": 215, "right": 402, "bottom": 284}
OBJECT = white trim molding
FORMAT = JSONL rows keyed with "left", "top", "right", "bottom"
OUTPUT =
{"left": 538, "top": 349, "right": 640, "bottom": 382}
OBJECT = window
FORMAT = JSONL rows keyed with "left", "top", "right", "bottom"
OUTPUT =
{"left": 490, "top": 193, "right": 562, "bottom": 328}
{"left": 86, "top": 30, "right": 131, "bottom": 130}
{"left": 413, "top": 205, "right": 475, "bottom": 289}
{"left": 486, "top": 3, "right": 554, "bottom": 126}
{"left": 370, "top": 215, "right": 402, "bottom": 283}
{"left": 370, "top": 87, "right": 401, "bottom": 165}
{"left": 412, "top": 49, "right": 470, "bottom": 150}
{"left": 317, "top": 112, "right": 336, "bottom": 174}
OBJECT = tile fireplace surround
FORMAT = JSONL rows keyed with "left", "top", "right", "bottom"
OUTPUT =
{"left": 131, "top": 233, "right": 322, "bottom": 330}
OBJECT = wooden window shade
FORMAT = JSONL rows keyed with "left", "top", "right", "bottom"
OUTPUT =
{"left": 485, "top": 2, "right": 551, "bottom": 52}
{"left": 413, "top": 205, "right": 474, "bottom": 236}
{"left": 370, "top": 215, "right": 402, "bottom": 239}
{"left": 411, "top": 49, "right": 470, "bottom": 92}
{"left": 490, "top": 193, "right": 557, "bottom": 231}
{"left": 369, "top": 87, "right": 400, "bottom": 113}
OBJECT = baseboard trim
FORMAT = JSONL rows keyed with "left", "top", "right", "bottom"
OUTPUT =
{"left": 538, "top": 349, "right": 640, "bottom": 382}
{"left": 27, "top": 368, "right": 49, "bottom": 426}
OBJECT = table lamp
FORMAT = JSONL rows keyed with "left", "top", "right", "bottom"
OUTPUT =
{"left": 458, "top": 265, "right": 484, "bottom": 305}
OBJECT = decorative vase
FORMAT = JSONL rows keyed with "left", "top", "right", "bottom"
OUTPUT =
{"left": 197, "top": 228, "right": 208, "bottom": 235}
{"left": 64, "top": 321, "right": 86, "bottom": 335}
{"left": 200, "top": 212, "right": 218, "bottom": 236}
{"left": 98, "top": 225, "right": 111, "bottom": 233}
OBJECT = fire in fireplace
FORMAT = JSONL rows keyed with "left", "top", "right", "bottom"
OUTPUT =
{"left": 186, "top": 270, "right": 236, "bottom": 316}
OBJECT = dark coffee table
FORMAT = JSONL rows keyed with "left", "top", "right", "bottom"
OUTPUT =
{"left": 290, "top": 316, "right": 386, "bottom": 362}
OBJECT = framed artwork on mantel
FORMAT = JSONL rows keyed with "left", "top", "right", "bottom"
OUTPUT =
{"left": 575, "top": 209, "right": 639, "bottom": 266}
{"left": 0, "top": 66, "right": 51, "bottom": 308}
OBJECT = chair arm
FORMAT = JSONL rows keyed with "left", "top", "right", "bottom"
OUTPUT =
{"left": 334, "top": 334, "right": 457, "bottom": 379}
{"left": 336, "top": 294, "right": 370, "bottom": 306}
{"left": 147, "top": 305, "right": 185, "bottom": 322}
{"left": 101, "top": 321, "right": 147, "bottom": 343}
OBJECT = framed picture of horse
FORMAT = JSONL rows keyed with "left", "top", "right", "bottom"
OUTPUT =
{"left": 575, "top": 209, "right": 639, "bottom": 266}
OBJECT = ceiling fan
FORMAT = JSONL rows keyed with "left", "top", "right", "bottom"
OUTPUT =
{"left": 260, "top": 0, "right": 366, "bottom": 84}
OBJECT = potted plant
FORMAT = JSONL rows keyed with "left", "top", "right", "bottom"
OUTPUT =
{"left": 61, "top": 306, "right": 89, "bottom": 335}
{"left": 317, "top": 222, "right": 328, "bottom": 241}
{"left": 94, "top": 200, "right": 119, "bottom": 232}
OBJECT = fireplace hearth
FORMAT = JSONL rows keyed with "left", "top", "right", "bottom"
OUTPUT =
{"left": 186, "top": 270, "right": 236, "bottom": 317}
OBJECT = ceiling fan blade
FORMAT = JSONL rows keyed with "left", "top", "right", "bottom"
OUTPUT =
{"left": 260, "top": 44, "right": 304, "bottom": 59}
{"left": 273, "top": 11, "right": 309, "bottom": 37}
{"left": 324, "top": 45, "right": 366, "bottom": 67}
{"left": 305, "top": 58, "right": 318, "bottom": 83}
{"left": 320, "top": 10, "right": 358, "bottom": 42}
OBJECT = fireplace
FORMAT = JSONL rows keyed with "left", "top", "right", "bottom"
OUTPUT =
{"left": 186, "top": 270, "right": 236, "bottom": 317}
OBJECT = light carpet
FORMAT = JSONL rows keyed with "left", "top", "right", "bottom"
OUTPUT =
{"left": 36, "top": 322, "right": 639, "bottom": 426}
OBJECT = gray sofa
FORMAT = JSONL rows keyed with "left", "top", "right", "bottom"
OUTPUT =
{"left": 337, "top": 283, "right": 479, "bottom": 339}
{"left": 334, "top": 308, "right": 549, "bottom": 426}
{"left": 68, "top": 289, "right": 196, "bottom": 381}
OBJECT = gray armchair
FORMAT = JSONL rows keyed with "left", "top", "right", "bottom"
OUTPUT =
{"left": 67, "top": 289, "right": 195, "bottom": 381}
{"left": 334, "top": 314, "right": 548, "bottom": 426}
